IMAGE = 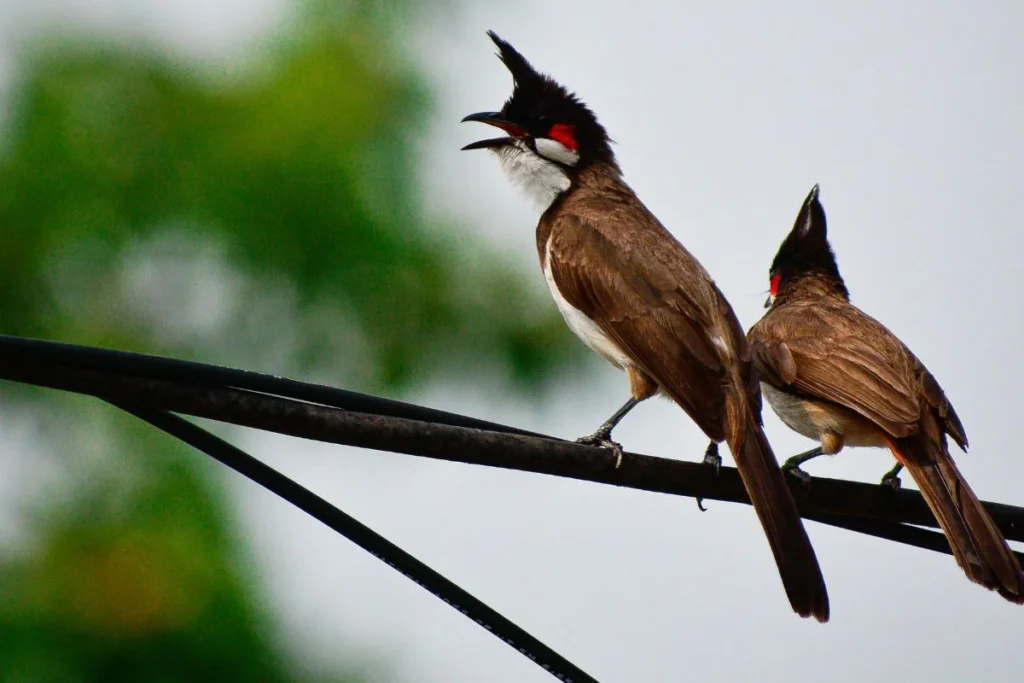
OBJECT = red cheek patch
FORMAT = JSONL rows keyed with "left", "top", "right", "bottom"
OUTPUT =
{"left": 547, "top": 123, "right": 578, "bottom": 151}
{"left": 770, "top": 273, "right": 781, "bottom": 296}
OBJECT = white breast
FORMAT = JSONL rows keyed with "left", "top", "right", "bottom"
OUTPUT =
{"left": 543, "top": 237, "right": 632, "bottom": 369}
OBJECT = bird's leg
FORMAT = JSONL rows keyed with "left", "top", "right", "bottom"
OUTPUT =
{"left": 881, "top": 462, "right": 904, "bottom": 490}
{"left": 696, "top": 441, "right": 723, "bottom": 511}
{"left": 781, "top": 446, "right": 823, "bottom": 484}
{"left": 576, "top": 396, "right": 641, "bottom": 468}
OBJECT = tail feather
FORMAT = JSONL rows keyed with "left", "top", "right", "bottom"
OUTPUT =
{"left": 725, "top": 390, "right": 830, "bottom": 622}
{"left": 890, "top": 436, "right": 1024, "bottom": 603}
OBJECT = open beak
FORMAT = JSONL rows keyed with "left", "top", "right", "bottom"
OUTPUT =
{"left": 461, "top": 111, "right": 527, "bottom": 151}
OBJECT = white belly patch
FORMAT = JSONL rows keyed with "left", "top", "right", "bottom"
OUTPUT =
{"left": 761, "top": 383, "right": 822, "bottom": 441}
{"left": 543, "top": 238, "right": 631, "bottom": 369}
{"left": 760, "top": 382, "right": 888, "bottom": 450}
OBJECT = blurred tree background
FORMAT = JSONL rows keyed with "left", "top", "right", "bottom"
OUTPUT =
{"left": 0, "top": 0, "right": 581, "bottom": 680}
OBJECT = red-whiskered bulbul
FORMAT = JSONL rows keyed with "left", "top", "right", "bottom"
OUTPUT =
{"left": 461, "top": 31, "right": 829, "bottom": 621}
{"left": 751, "top": 185, "right": 1024, "bottom": 603}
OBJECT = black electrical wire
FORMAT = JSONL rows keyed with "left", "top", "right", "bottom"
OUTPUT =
{"left": 804, "top": 513, "right": 1022, "bottom": 562}
{"left": 0, "top": 334, "right": 552, "bottom": 440}
{"left": 5, "top": 335, "right": 1022, "bottom": 555}
{"left": 113, "top": 403, "right": 601, "bottom": 683}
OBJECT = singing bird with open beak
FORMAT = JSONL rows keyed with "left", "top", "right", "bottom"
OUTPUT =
{"left": 462, "top": 31, "right": 829, "bottom": 621}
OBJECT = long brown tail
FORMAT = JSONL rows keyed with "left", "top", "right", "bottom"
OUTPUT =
{"left": 724, "top": 389, "right": 830, "bottom": 622}
{"left": 889, "top": 435, "right": 1024, "bottom": 603}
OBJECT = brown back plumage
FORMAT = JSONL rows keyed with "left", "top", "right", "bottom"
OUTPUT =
{"left": 542, "top": 163, "right": 829, "bottom": 621}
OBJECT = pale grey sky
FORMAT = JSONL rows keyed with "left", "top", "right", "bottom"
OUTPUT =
{"left": 3, "top": 1, "right": 1023, "bottom": 681}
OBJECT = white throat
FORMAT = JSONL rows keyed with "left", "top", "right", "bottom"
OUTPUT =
{"left": 494, "top": 139, "right": 574, "bottom": 209}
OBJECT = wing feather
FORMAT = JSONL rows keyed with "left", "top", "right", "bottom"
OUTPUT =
{"left": 750, "top": 302, "right": 921, "bottom": 438}
{"left": 546, "top": 211, "right": 734, "bottom": 439}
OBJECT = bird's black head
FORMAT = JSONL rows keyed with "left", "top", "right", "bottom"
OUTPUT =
{"left": 765, "top": 184, "right": 849, "bottom": 307}
{"left": 461, "top": 31, "right": 615, "bottom": 170}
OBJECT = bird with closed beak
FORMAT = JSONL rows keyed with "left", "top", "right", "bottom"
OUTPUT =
{"left": 750, "top": 185, "right": 1024, "bottom": 604}
{"left": 461, "top": 31, "right": 829, "bottom": 622}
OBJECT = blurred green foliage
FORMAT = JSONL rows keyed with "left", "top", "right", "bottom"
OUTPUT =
{"left": 0, "top": 405, "right": 368, "bottom": 683}
{"left": 0, "top": 1, "right": 583, "bottom": 680}
{"left": 0, "top": 1, "right": 576, "bottom": 389}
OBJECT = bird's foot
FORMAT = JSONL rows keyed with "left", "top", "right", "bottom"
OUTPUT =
{"left": 702, "top": 442, "right": 722, "bottom": 474}
{"left": 576, "top": 429, "right": 625, "bottom": 469}
{"left": 880, "top": 463, "right": 903, "bottom": 490}
{"left": 881, "top": 474, "right": 902, "bottom": 490}
{"left": 781, "top": 458, "right": 813, "bottom": 485}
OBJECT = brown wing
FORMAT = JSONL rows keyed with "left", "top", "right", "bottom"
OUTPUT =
{"left": 545, "top": 208, "right": 740, "bottom": 440}
{"left": 750, "top": 298, "right": 966, "bottom": 445}
{"left": 912, "top": 349, "right": 969, "bottom": 450}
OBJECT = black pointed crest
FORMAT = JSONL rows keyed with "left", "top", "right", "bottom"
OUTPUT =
{"left": 483, "top": 31, "right": 616, "bottom": 167}
{"left": 488, "top": 31, "right": 542, "bottom": 89}
{"left": 769, "top": 184, "right": 848, "bottom": 297}
{"left": 795, "top": 184, "right": 825, "bottom": 239}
